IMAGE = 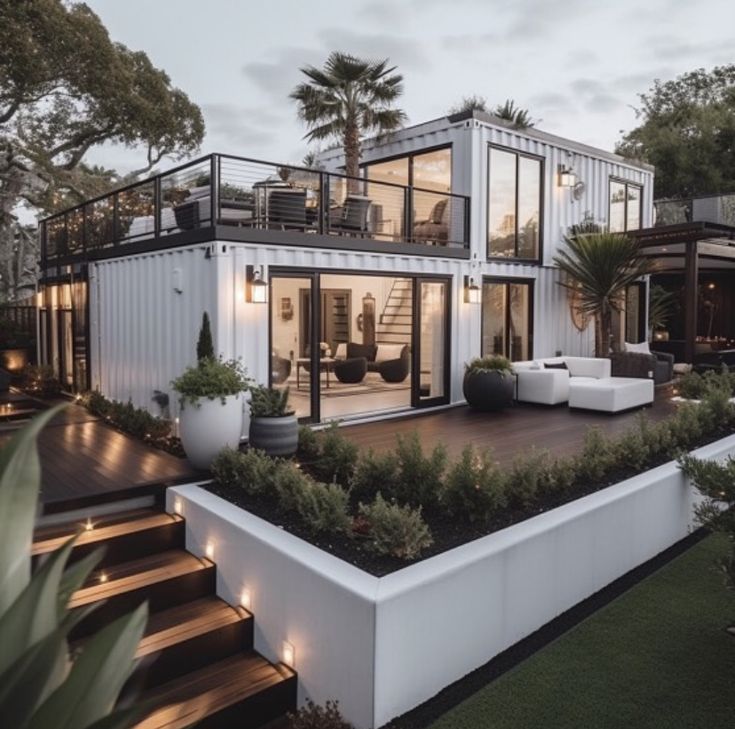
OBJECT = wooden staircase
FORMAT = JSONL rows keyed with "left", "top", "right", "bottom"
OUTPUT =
{"left": 377, "top": 277, "right": 413, "bottom": 345}
{"left": 33, "top": 507, "right": 296, "bottom": 729}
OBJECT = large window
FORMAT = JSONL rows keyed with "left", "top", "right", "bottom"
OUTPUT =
{"left": 487, "top": 146, "right": 542, "bottom": 260}
{"left": 481, "top": 278, "right": 534, "bottom": 361}
{"left": 609, "top": 179, "right": 642, "bottom": 232}
{"left": 365, "top": 147, "right": 451, "bottom": 192}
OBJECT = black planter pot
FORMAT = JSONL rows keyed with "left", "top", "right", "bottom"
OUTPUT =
{"left": 463, "top": 369, "right": 514, "bottom": 412}
{"left": 249, "top": 414, "right": 299, "bottom": 456}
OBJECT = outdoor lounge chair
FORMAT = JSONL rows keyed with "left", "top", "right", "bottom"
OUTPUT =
{"left": 413, "top": 199, "right": 449, "bottom": 245}
{"left": 330, "top": 195, "right": 371, "bottom": 236}
{"left": 268, "top": 189, "right": 307, "bottom": 229}
{"left": 334, "top": 357, "right": 368, "bottom": 384}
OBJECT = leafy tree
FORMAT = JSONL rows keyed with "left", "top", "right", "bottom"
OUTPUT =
{"left": 554, "top": 232, "right": 652, "bottom": 356}
{"left": 448, "top": 95, "right": 488, "bottom": 115}
{"left": 196, "top": 311, "right": 215, "bottom": 362}
{"left": 290, "top": 52, "right": 406, "bottom": 189}
{"left": 616, "top": 66, "right": 735, "bottom": 198}
{"left": 494, "top": 99, "right": 534, "bottom": 129}
{"left": 0, "top": 0, "right": 204, "bottom": 299}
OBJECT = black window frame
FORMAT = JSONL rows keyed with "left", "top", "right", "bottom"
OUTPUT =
{"left": 486, "top": 144, "right": 544, "bottom": 264}
{"left": 608, "top": 177, "right": 643, "bottom": 233}
{"left": 480, "top": 276, "right": 535, "bottom": 362}
{"left": 361, "top": 143, "right": 453, "bottom": 191}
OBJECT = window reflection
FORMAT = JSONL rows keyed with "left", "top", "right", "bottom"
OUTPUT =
{"left": 609, "top": 179, "right": 642, "bottom": 232}
{"left": 482, "top": 280, "right": 533, "bottom": 361}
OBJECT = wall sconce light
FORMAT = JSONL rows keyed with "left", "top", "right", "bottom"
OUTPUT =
{"left": 246, "top": 265, "right": 267, "bottom": 304}
{"left": 204, "top": 540, "right": 215, "bottom": 560}
{"left": 240, "top": 587, "right": 252, "bottom": 612}
{"left": 558, "top": 165, "right": 577, "bottom": 188}
{"left": 464, "top": 275, "right": 481, "bottom": 305}
{"left": 281, "top": 640, "right": 295, "bottom": 668}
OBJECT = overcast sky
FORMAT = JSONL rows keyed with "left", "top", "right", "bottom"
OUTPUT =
{"left": 85, "top": 0, "right": 735, "bottom": 174}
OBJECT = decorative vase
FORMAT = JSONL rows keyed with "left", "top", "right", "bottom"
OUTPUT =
{"left": 178, "top": 393, "right": 243, "bottom": 469}
{"left": 249, "top": 414, "right": 299, "bottom": 457}
{"left": 463, "top": 370, "right": 515, "bottom": 412}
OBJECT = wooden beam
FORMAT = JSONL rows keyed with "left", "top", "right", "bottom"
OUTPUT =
{"left": 684, "top": 240, "right": 699, "bottom": 363}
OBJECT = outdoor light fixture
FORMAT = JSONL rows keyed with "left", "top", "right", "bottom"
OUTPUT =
{"left": 281, "top": 640, "right": 295, "bottom": 668}
{"left": 240, "top": 587, "right": 252, "bottom": 612}
{"left": 558, "top": 165, "right": 577, "bottom": 188}
{"left": 464, "top": 275, "right": 481, "bottom": 304}
{"left": 173, "top": 497, "right": 183, "bottom": 516}
{"left": 204, "top": 540, "right": 215, "bottom": 560}
{"left": 84, "top": 517, "right": 94, "bottom": 531}
{"left": 246, "top": 265, "right": 267, "bottom": 304}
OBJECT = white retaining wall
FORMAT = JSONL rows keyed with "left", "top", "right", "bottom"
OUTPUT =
{"left": 167, "top": 433, "right": 735, "bottom": 728}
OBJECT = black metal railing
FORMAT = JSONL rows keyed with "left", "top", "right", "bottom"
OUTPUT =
{"left": 40, "top": 154, "right": 470, "bottom": 263}
{"left": 655, "top": 193, "right": 735, "bottom": 227}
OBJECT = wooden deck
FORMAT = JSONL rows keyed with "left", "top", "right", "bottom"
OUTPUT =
{"left": 341, "top": 386, "right": 677, "bottom": 465}
{"left": 0, "top": 398, "right": 197, "bottom": 513}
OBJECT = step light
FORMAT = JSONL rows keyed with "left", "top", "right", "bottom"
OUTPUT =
{"left": 173, "top": 497, "right": 183, "bottom": 516}
{"left": 281, "top": 640, "right": 295, "bottom": 668}
{"left": 204, "top": 540, "right": 215, "bottom": 560}
{"left": 84, "top": 517, "right": 94, "bottom": 531}
{"left": 240, "top": 587, "right": 252, "bottom": 612}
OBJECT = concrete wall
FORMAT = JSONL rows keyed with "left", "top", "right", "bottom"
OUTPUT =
{"left": 167, "top": 433, "right": 735, "bottom": 728}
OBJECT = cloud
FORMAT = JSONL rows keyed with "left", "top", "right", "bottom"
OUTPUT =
{"left": 201, "top": 103, "right": 280, "bottom": 152}
{"left": 315, "top": 29, "right": 429, "bottom": 70}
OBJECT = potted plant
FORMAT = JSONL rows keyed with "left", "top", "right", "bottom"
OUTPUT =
{"left": 463, "top": 355, "right": 515, "bottom": 411}
{"left": 249, "top": 386, "right": 298, "bottom": 456}
{"left": 172, "top": 356, "right": 250, "bottom": 469}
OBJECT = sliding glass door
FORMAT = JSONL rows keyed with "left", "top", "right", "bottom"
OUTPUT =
{"left": 482, "top": 278, "right": 534, "bottom": 361}
{"left": 414, "top": 278, "right": 450, "bottom": 406}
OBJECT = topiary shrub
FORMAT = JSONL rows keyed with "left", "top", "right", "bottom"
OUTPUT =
{"left": 359, "top": 494, "right": 433, "bottom": 560}
{"left": 442, "top": 445, "right": 507, "bottom": 523}
{"left": 393, "top": 432, "right": 447, "bottom": 509}
{"left": 288, "top": 699, "right": 353, "bottom": 729}
{"left": 196, "top": 311, "right": 215, "bottom": 362}
{"left": 349, "top": 448, "right": 399, "bottom": 505}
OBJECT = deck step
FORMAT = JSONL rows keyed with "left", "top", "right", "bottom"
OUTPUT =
{"left": 128, "top": 597, "right": 253, "bottom": 690}
{"left": 69, "top": 549, "right": 215, "bottom": 638}
{"left": 133, "top": 653, "right": 297, "bottom": 729}
{"left": 33, "top": 508, "right": 184, "bottom": 569}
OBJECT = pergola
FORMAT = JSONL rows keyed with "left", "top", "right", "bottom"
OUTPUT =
{"left": 631, "top": 222, "right": 735, "bottom": 363}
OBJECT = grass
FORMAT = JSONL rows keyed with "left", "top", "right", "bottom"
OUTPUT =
{"left": 431, "top": 534, "right": 735, "bottom": 729}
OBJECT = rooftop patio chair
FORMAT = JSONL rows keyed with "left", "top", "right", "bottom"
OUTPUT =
{"left": 413, "top": 199, "right": 449, "bottom": 245}
{"left": 334, "top": 356, "right": 368, "bottom": 384}
{"left": 331, "top": 195, "right": 371, "bottom": 237}
{"left": 268, "top": 189, "right": 307, "bottom": 230}
{"left": 173, "top": 199, "right": 201, "bottom": 230}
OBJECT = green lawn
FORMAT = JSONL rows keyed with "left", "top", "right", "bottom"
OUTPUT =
{"left": 431, "top": 535, "right": 735, "bottom": 729}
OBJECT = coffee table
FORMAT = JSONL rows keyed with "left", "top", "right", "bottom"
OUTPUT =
{"left": 296, "top": 357, "right": 336, "bottom": 389}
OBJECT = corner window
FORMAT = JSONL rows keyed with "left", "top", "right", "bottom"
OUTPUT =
{"left": 487, "top": 146, "right": 542, "bottom": 260}
{"left": 609, "top": 179, "right": 642, "bottom": 232}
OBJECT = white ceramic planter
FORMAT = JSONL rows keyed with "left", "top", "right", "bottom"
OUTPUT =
{"left": 179, "top": 393, "right": 243, "bottom": 469}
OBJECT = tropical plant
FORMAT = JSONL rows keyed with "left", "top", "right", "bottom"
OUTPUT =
{"left": 554, "top": 232, "right": 653, "bottom": 356}
{"left": 493, "top": 99, "right": 534, "bottom": 129}
{"left": 171, "top": 357, "right": 250, "bottom": 406}
{"left": 648, "top": 284, "right": 677, "bottom": 333}
{"left": 0, "top": 406, "right": 148, "bottom": 728}
{"left": 448, "top": 95, "right": 488, "bottom": 115}
{"left": 465, "top": 355, "right": 513, "bottom": 374}
{"left": 249, "top": 385, "right": 293, "bottom": 417}
{"left": 290, "top": 52, "right": 406, "bottom": 188}
{"left": 196, "top": 311, "right": 214, "bottom": 362}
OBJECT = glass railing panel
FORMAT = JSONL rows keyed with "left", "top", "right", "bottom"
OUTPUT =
{"left": 412, "top": 189, "right": 468, "bottom": 248}
{"left": 116, "top": 181, "right": 155, "bottom": 242}
{"left": 159, "top": 159, "right": 212, "bottom": 235}
{"left": 85, "top": 197, "right": 115, "bottom": 252}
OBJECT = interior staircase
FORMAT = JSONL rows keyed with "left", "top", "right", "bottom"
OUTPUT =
{"left": 33, "top": 506, "right": 296, "bottom": 729}
{"left": 377, "top": 277, "right": 413, "bottom": 345}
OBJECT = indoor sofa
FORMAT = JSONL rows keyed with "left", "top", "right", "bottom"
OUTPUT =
{"left": 334, "top": 342, "right": 410, "bottom": 383}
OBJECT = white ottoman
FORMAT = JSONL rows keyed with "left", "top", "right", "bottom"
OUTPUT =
{"left": 568, "top": 377, "right": 654, "bottom": 413}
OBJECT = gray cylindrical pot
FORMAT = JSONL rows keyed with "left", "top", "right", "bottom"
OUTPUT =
{"left": 249, "top": 414, "right": 299, "bottom": 456}
{"left": 463, "top": 370, "right": 514, "bottom": 412}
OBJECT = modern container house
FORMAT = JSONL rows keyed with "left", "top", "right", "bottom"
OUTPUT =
{"left": 36, "top": 110, "right": 654, "bottom": 424}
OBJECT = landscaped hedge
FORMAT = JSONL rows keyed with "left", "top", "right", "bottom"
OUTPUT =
{"left": 208, "top": 375, "right": 735, "bottom": 574}
{"left": 677, "top": 368, "right": 735, "bottom": 400}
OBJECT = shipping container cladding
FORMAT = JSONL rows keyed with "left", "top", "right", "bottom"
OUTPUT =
{"left": 37, "top": 110, "right": 654, "bottom": 424}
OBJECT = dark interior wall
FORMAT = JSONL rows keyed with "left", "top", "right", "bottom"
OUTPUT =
{"left": 652, "top": 271, "right": 735, "bottom": 343}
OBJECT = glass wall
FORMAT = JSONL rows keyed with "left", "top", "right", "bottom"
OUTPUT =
{"left": 482, "top": 279, "right": 533, "bottom": 361}
{"left": 418, "top": 280, "right": 448, "bottom": 402}
{"left": 487, "top": 147, "right": 541, "bottom": 260}
{"left": 609, "top": 179, "right": 643, "bottom": 232}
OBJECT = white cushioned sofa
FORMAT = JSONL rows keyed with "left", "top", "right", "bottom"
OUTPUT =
{"left": 513, "top": 357, "right": 611, "bottom": 406}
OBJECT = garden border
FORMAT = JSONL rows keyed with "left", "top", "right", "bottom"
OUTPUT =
{"left": 167, "top": 432, "right": 735, "bottom": 729}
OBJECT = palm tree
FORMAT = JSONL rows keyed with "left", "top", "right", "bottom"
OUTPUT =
{"left": 648, "top": 284, "right": 677, "bottom": 335}
{"left": 290, "top": 52, "right": 406, "bottom": 189}
{"left": 554, "top": 232, "right": 653, "bottom": 356}
{"left": 494, "top": 99, "right": 534, "bottom": 129}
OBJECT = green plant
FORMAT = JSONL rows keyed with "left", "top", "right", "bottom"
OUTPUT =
{"left": 21, "top": 364, "right": 62, "bottom": 397}
{"left": 313, "top": 423, "right": 359, "bottom": 484}
{"left": 82, "top": 391, "right": 171, "bottom": 442}
{"left": 249, "top": 385, "right": 293, "bottom": 417}
{"left": 288, "top": 699, "right": 353, "bottom": 729}
{"left": 0, "top": 406, "right": 148, "bottom": 728}
{"left": 393, "top": 432, "right": 448, "bottom": 509}
{"left": 614, "top": 428, "right": 651, "bottom": 471}
{"left": 349, "top": 448, "right": 399, "bottom": 505}
{"left": 359, "top": 494, "right": 433, "bottom": 560}
{"left": 465, "top": 355, "right": 513, "bottom": 375}
{"left": 171, "top": 357, "right": 249, "bottom": 407}
{"left": 575, "top": 427, "right": 616, "bottom": 482}
{"left": 507, "top": 447, "right": 553, "bottom": 509}
{"left": 196, "top": 311, "right": 215, "bottom": 362}
{"left": 442, "top": 445, "right": 507, "bottom": 523}
{"left": 298, "top": 425, "right": 321, "bottom": 461}
{"left": 648, "top": 284, "right": 677, "bottom": 332}
{"left": 211, "top": 447, "right": 276, "bottom": 496}
{"left": 554, "top": 232, "right": 653, "bottom": 356}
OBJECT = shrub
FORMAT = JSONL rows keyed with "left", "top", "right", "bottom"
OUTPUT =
{"left": 288, "top": 699, "right": 353, "bottom": 729}
{"left": 678, "top": 368, "right": 735, "bottom": 400}
{"left": 313, "top": 423, "right": 359, "bottom": 484}
{"left": 393, "top": 432, "right": 447, "bottom": 509}
{"left": 544, "top": 457, "right": 578, "bottom": 496}
{"left": 507, "top": 447, "right": 552, "bottom": 509}
{"left": 83, "top": 391, "right": 171, "bottom": 442}
{"left": 211, "top": 446, "right": 276, "bottom": 495}
{"left": 359, "top": 494, "right": 433, "bottom": 560}
{"left": 668, "top": 403, "right": 706, "bottom": 450}
{"left": 349, "top": 449, "right": 400, "bottom": 505}
{"left": 298, "top": 425, "right": 321, "bottom": 461}
{"left": 465, "top": 355, "right": 513, "bottom": 374}
{"left": 614, "top": 428, "right": 650, "bottom": 471}
{"left": 697, "top": 388, "right": 735, "bottom": 434}
{"left": 250, "top": 385, "right": 293, "bottom": 417}
{"left": 442, "top": 445, "right": 507, "bottom": 523}
{"left": 678, "top": 371, "right": 705, "bottom": 400}
{"left": 21, "top": 364, "right": 61, "bottom": 397}
{"left": 172, "top": 357, "right": 249, "bottom": 406}
{"left": 575, "top": 427, "right": 615, "bottom": 483}
{"left": 637, "top": 415, "right": 675, "bottom": 461}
